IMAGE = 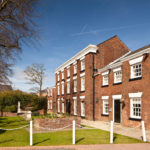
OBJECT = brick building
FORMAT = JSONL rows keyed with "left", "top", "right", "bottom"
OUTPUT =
{"left": 53, "top": 35, "right": 150, "bottom": 129}
{"left": 47, "top": 87, "right": 56, "bottom": 113}
{"left": 95, "top": 45, "right": 150, "bottom": 129}
{"left": 54, "top": 36, "right": 130, "bottom": 119}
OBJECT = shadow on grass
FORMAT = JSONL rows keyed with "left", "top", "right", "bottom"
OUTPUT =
{"left": 0, "top": 139, "right": 14, "bottom": 144}
{"left": 113, "top": 136, "right": 117, "bottom": 142}
{"left": 33, "top": 138, "right": 50, "bottom": 145}
{"left": 0, "top": 130, "right": 5, "bottom": 134}
{"left": 76, "top": 137, "right": 85, "bottom": 144}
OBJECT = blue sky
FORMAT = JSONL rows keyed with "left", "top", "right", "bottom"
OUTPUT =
{"left": 11, "top": 0, "right": 150, "bottom": 92}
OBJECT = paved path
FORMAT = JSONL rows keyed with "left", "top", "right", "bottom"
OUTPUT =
{"left": 0, "top": 144, "right": 150, "bottom": 150}
{"left": 81, "top": 119, "right": 150, "bottom": 141}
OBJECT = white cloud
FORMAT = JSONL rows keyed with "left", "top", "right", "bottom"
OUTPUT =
{"left": 10, "top": 67, "right": 55, "bottom": 92}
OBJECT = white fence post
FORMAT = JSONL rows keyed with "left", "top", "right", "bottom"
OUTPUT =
{"left": 30, "top": 120, "right": 33, "bottom": 146}
{"left": 110, "top": 121, "right": 113, "bottom": 144}
{"left": 72, "top": 120, "right": 75, "bottom": 144}
{"left": 141, "top": 121, "right": 146, "bottom": 142}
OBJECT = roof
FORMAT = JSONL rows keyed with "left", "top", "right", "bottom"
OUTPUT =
{"left": 0, "top": 84, "right": 12, "bottom": 92}
{"left": 126, "top": 44, "right": 150, "bottom": 57}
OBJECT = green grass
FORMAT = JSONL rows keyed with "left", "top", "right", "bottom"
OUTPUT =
{"left": 0, "top": 117, "right": 143, "bottom": 147}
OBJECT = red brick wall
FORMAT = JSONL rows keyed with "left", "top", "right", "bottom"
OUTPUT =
{"left": 34, "top": 117, "right": 81, "bottom": 130}
{"left": 55, "top": 36, "right": 130, "bottom": 121}
{"left": 95, "top": 55, "right": 150, "bottom": 129}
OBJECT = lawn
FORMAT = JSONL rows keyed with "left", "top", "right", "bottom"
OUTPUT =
{"left": 0, "top": 117, "right": 143, "bottom": 147}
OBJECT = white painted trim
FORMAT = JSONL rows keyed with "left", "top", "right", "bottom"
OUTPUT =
{"left": 129, "top": 56, "right": 143, "bottom": 65}
{"left": 73, "top": 97, "right": 77, "bottom": 100}
{"left": 55, "top": 45, "right": 98, "bottom": 74}
{"left": 58, "top": 98, "right": 60, "bottom": 101}
{"left": 80, "top": 96, "right": 85, "bottom": 99}
{"left": 73, "top": 61, "right": 77, "bottom": 65}
{"left": 80, "top": 72, "right": 85, "bottom": 77}
{"left": 102, "top": 96, "right": 109, "bottom": 100}
{"left": 113, "top": 67, "right": 122, "bottom": 72}
{"left": 112, "top": 94, "right": 122, "bottom": 99}
{"left": 73, "top": 76, "right": 77, "bottom": 80}
{"left": 102, "top": 71, "right": 109, "bottom": 76}
{"left": 67, "top": 78, "right": 70, "bottom": 82}
{"left": 80, "top": 56, "right": 85, "bottom": 60}
{"left": 57, "top": 83, "right": 60, "bottom": 86}
{"left": 61, "top": 81, "right": 64, "bottom": 84}
{"left": 67, "top": 66, "right": 70, "bottom": 69}
{"left": 129, "top": 92, "right": 143, "bottom": 98}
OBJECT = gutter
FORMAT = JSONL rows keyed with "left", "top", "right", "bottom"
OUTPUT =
{"left": 92, "top": 54, "right": 95, "bottom": 121}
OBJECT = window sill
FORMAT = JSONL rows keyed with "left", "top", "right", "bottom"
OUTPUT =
{"left": 73, "top": 92, "right": 77, "bottom": 94}
{"left": 129, "top": 117, "right": 141, "bottom": 121}
{"left": 129, "top": 77, "right": 142, "bottom": 82}
{"left": 101, "top": 85, "right": 109, "bottom": 88}
{"left": 80, "top": 69, "right": 85, "bottom": 73}
{"left": 67, "top": 93, "right": 70, "bottom": 95}
{"left": 80, "top": 90, "right": 85, "bottom": 93}
{"left": 61, "top": 79, "right": 65, "bottom": 81}
{"left": 113, "top": 82, "right": 122, "bottom": 85}
{"left": 73, "top": 114, "right": 77, "bottom": 116}
{"left": 73, "top": 73, "right": 77, "bottom": 76}
{"left": 81, "top": 116, "right": 85, "bottom": 118}
{"left": 101, "top": 114, "right": 109, "bottom": 117}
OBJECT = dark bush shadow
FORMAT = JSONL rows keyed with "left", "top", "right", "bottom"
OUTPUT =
{"left": 33, "top": 138, "right": 50, "bottom": 145}
{"left": 75, "top": 137, "right": 85, "bottom": 144}
{"left": 0, "top": 130, "right": 5, "bottom": 134}
{"left": 0, "top": 139, "right": 14, "bottom": 144}
{"left": 113, "top": 136, "right": 117, "bottom": 142}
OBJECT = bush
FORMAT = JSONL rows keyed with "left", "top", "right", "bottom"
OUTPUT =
{"left": 0, "top": 90, "right": 47, "bottom": 115}
{"left": 4, "top": 105, "right": 17, "bottom": 112}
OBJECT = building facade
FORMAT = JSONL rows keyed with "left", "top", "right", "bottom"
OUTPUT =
{"left": 47, "top": 87, "right": 56, "bottom": 113}
{"left": 53, "top": 35, "right": 150, "bottom": 129}
{"left": 95, "top": 45, "right": 150, "bottom": 129}
{"left": 54, "top": 36, "right": 130, "bottom": 120}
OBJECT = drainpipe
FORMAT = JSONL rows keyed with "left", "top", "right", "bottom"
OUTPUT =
{"left": 92, "top": 54, "right": 95, "bottom": 121}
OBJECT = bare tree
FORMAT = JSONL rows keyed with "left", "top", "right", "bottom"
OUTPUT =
{"left": 24, "top": 63, "right": 45, "bottom": 96}
{"left": 0, "top": 0, "right": 39, "bottom": 84}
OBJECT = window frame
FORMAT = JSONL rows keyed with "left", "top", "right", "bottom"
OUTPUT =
{"left": 74, "top": 63, "right": 77, "bottom": 74}
{"left": 114, "top": 71, "right": 122, "bottom": 83}
{"left": 130, "top": 98, "right": 141, "bottom": 119}
{"left": 103, "top": 99, "right": 109, "bottom": 115}
{"left": 73, "top": 98, "right": 77, "bottom": 115}
{"left": 81, "top": 101, "right": 85, "bottom": 117}
{"left": 81, "top": 76, "right": 85, "bottom": 91}
{"left": 131, "top": 63, "right": 142, "bottom": 79}
{"left": 81, "top": 59, "right": 85, "bottom": 71}
{"left": 61, "top": 82, "right": 64, "bottom": 95}
{"left": 57, "top": 99, "right": 60, "bottom": 113}
{"left": 67, "top": 80, "right": 70, "bottom": 94}
{"left": 74, "top": 78, "right": 77, "bottom": 92}
{"left": 67, "top": 67, "right": 70, "bottom": 77}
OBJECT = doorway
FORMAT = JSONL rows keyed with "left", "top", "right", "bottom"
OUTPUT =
{"left": 66, "top": 100, "right": 71, "bottom": 114}
{"left": 114, "top": 99, "right": 121, "bottom": 123}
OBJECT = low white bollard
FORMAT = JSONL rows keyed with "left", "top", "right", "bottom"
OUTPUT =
{"left": 72, "top": 120, "right": 75, "bottom": 144}
{"left": 110, "top": 121, "right": 114, "bottom": 144}
{"left": 30, "top": 120, "right": 33, "bottom": 146}
{"left": 141, "top": 121, "right": 146, "bottom": 142}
